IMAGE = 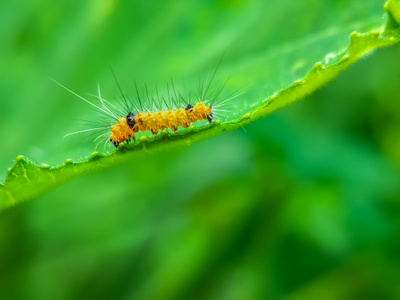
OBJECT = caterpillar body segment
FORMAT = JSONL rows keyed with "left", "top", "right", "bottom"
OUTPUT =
{"left": 109, "top": 101, "right": 213, "bottom": 147}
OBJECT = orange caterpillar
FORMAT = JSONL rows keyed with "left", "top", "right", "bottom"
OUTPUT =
{"left": 53, "top": 64, "right": 234, "bottom": 149}
{"left": 109, "top": 102, "right": 213, "bottom": 147}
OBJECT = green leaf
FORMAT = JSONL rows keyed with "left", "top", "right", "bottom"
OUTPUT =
{"left": 1, "top": 0, "right": 400, "bottom": 210}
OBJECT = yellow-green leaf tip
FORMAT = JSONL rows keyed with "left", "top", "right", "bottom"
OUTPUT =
{"left": 350, "top": 31, "right": 359, "bottom": 38}
{"left": 89, "top": 152, "right": 103, "bottom": 161}
{"left": 16, "top": 155, "right": 25, "bottom": 162}
{"left": 371, "top": 30, "right": 380, "bottom": 37}
{"left": 40, "top": 163, "right": 50, "bottom": 169}
{"left": 293, "top": 80, "right": 303, "bottom": 86}
{"left": 313, "top": 62, "right": 324, "bottom": 70}
{"left": 385, "top": 0, "right": 400, "bottom": 24}
{"left": 139, "top": 136, "right": 149, "bottom": 142}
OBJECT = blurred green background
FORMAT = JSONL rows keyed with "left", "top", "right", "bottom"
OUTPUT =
{"left": 1, "top": 0, "right": 400, "bottom": 299}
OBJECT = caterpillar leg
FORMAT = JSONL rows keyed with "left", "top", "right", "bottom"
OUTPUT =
{"left": 151, "top": 129, "right": 158, "bottom": 137}
{"left": 172, "top": 125, "right": 179, "bottom": 133}
{"left": 207, "top": 113, "right": 214, "bottom": 123}
{"left": 110, "top": 139, "right": 119, "bottom": 148}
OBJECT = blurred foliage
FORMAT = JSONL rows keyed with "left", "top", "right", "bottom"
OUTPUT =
{"left": 1, "top": 0, "right": 400, "bottom": 299}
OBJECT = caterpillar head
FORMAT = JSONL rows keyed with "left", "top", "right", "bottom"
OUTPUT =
{"left": 126, "top": 112, "right": 138, "bottom": 131}
{"left": 185, "top": 104, "right": 194, "bottom": 111}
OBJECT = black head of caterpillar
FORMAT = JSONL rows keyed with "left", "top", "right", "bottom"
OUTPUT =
{"left": 126, "top": 112, "right": 137, "bottom": 129}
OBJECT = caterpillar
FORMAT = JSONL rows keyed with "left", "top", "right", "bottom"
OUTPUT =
{"left": 109, "top": 102, "right": 213, "bottom": 147}
{"left": 53, "top": 65, "right": 238, "bottom": 149}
